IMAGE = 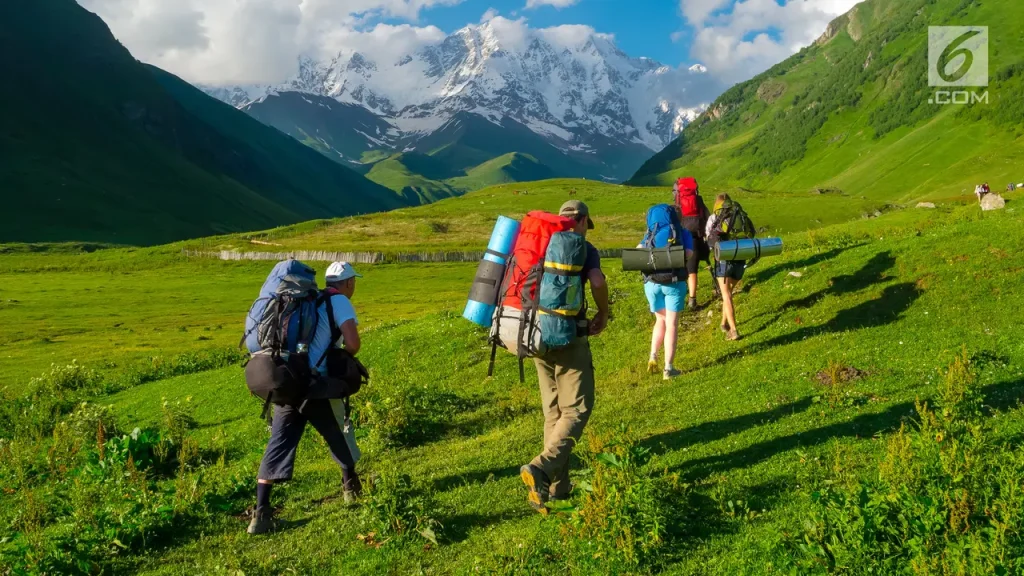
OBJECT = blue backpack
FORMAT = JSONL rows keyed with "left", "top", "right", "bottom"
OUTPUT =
{"left": 241, "top": 260, "right": 321, "bottom": 416}
{"left": 642, "top": 205, "right": 688, "bottom": 284}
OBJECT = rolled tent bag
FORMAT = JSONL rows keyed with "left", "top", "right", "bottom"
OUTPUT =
{"left": 621, "top": 246, "right": 690, "bottom": 273}
{"left": 538, "top": 232, "right": 586, "bottom": 348}
{"left": 714, "top": 238, "right": 784, "bottom": 261}
{"left": 463, "top": 216, "right": 521, "bottom": 327}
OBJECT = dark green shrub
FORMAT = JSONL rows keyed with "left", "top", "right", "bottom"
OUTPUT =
{"left": 360, "top": 469, "right": 441, "bottom": 546}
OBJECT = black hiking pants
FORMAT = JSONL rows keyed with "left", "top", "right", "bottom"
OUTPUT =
{"left": 257, "top": 399, "right": 355, "bottom": 481}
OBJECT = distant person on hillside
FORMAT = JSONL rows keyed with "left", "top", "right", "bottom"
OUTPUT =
{"left": 706, "top": 194, "right": 755, "bottom": 342}
{"left": 520, "top": 200, "right": 610, "bottom": 512}
{"left": 248, "top": 262, "right": 364, "bottom": 535}
{"left": 673, "top": 177, "right": 713, "bottom": 310}
{"left": 639, "top": 204, "right": 694, "bottom": 380}
{"left": 976, "top": 183, "right": 993, "bottom": 202}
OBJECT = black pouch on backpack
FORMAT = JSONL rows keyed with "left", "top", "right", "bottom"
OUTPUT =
{"left": 244, "top": 351, "right": 312, "bottom": 407}
{"left": 325, "top": 348, "right": 368, "bottom": 396}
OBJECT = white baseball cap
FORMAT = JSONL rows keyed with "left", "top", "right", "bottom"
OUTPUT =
{"left": 325, "top": 261, "right": 362, "bottom": 283}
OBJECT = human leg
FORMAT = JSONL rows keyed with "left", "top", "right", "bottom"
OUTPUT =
{"left": 725, "top": 277, "right": 740, "bottom": 340}
{"left": 650, "top": 310, "right": 666, "bottom": 367}
{"left": 523, "top": 354, "right": 562, "bottom": 511}
{"left": 529, "top": 339, "right": 595, "bottom": 499}
{"left": 664, "top": 309, "right": 679, "bottom": 370}
{"left": 250, "top": 405, "right": 308, "bottom": 534}
{"left": 305, "top": 400, "right": 360, "bottom": 498}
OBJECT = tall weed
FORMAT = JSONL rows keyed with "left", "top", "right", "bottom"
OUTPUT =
{"left": 555, "top": 427, "right": 687, "bottom": 574}
{"left": 793, "top": 352, "right": 1024, "bottom": 574}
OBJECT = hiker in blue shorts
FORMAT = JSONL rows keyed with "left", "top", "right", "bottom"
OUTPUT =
{"left": 641, "top": 205, "right": 694, "bottom": 380}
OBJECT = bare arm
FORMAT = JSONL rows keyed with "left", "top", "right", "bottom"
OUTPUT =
{"left": 588, "top": 269, "right": 610, "bottom": 336}
{"left": 340, "top": 319, "right": 360, "bottom": 355}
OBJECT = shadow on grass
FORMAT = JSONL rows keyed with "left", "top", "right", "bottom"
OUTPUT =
{"left": 717, "top": 281, "right": 923, "bottom": 368}
{"left": 744, "top": 244, "right": 866, "bottom": 286}
{"left": 431, "top": 463, "right": 521, "bottom": 493}
{"left": 779, "top": 251, "right": 896, "bottom": 311}
{"left": 443, "top": 510, "right": 532, "bottom": 544}
{"left": 677, "top": 479, "right": 789, "bottom": 544}
{"left": 641, "top": 397, "right": 815, "bottom": 455}
{"left": 672, "top": 377, "right": 1024, "bottom": 481}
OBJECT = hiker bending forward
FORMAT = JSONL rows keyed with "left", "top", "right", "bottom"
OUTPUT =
{"left": 521, "top": 200, "right": 610, "bottom": 513}
{"left": 249, "top": 262, "right": 363, "bottom": 535}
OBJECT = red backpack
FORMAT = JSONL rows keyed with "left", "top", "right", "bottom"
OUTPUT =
{"left": 500, "top": 211, "right": 576, "bottom": 310}
{"left": 675, "top": 177, "right": 700, "bottom": 218}
{"left": 491, "top": 211, "right": 577, "bottom": 381}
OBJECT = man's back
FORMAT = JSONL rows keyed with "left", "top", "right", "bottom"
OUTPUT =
{"left": 308, "top": 292, "right": 357, "bottom": 373}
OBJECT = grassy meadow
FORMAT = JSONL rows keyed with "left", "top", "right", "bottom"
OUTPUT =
{"left": 184, "top": 179, "right": 893, "bottom": 256}
{"left": 2, "top": 190, "right": 1023, "bottom": 574}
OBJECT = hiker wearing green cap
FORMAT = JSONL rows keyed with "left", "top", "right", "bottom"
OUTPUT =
{"left": 248, "top": 261, "right": 364, "bottom": 535}
{"left": 520, "top": 200, "right": 610, "bottom": 513}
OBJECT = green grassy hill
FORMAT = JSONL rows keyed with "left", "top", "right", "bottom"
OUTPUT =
{"left": 365, "top": 153, "right": 463, "bottom": 205}
{"left": 0, "top": 0, "right": 405, "bottom": 246}
{"left": 2, "top": 194, "right": 1022, "bottom": 573}
{"left": 187, "top": 178, "right": 899, "bottom": 256}
{"left": 447, "top": 152, "right": 557, "bottom": 191}
{"left": 365, "top": 152, "right": 558, "bottom": 204}
{"left": 630, "top": 0, "right": 1024, "bottom": 203}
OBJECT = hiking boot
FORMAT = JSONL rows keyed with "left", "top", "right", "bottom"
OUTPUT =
{"left": 246, "top": 507, "right": 275, "bottom": 535}
{"left": 688, "top": 298, "right": 702, "bottom": 312}
{"left": 343, "top": 471, "right": 362, "bottom": 503}
{"left": 520, "top": 464, "right": 550, "bottom": 514}
{"left": 663, "top": 368, "right": 682, "bottom": 380}
{"left": 726, "top": 329, "right": 741, "bottom": 342}
{"left": 646, "top": 360, "right": 659, "bottom": 375}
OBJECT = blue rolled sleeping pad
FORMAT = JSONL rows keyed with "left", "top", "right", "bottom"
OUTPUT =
{"left": 463, "top": 216, "right": 521, "bottom": 327}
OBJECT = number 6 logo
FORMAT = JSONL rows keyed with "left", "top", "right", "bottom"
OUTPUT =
{"left": 929, "top": 27, "right": 989, "bottom": 88}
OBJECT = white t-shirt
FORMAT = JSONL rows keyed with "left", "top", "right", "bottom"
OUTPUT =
{"left": 308, "top": 293, "right": 358, "bottom": 374}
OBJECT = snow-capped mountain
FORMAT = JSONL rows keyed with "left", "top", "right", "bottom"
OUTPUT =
{"left": 205, "top": 20, "right": 722, "bottom": 181}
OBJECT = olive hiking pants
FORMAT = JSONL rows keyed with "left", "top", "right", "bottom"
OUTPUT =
{"left": 530, "top": 337, "right": 595, "bottom": 497}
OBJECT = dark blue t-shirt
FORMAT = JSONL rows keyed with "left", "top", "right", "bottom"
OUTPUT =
{"left": 582, "top": 241, "right": 602, "bottom": 284}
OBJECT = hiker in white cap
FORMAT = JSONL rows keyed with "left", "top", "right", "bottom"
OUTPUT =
{"left": 248, "top": 261, "right": 364, "bottom": 535}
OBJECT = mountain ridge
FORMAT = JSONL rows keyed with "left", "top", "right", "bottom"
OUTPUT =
{"left": 0, "top": 0, "right": 406, "bottom": 245}
{"left": 629, "top": 0, "right": 1024, "bottom": 202}
{"left": 203, "top": 19, "right": 719, "bottom": 182}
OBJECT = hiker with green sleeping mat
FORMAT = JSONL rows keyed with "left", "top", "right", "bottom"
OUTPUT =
{"left": 518, "top": 200, "right": 609, "bottom": 514}
{"left": 706, "top": 194, "right": 757, "bottom": 342}
{"left": 639, "top": 204, "right": 694, "bottom": 380}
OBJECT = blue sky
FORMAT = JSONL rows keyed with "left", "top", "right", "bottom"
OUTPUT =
{"left": 79, "top": 0, "right": 862, "bottom": 86}
{"left": 389, "top": 0, "right": 696, "bottom": 67}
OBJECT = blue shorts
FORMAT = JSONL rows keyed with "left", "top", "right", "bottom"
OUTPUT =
{"left": 644, "top": 281, "right": 688, "bottom": 313}
{"left": 714, "top": 260, "right": 746, "bottom": 281}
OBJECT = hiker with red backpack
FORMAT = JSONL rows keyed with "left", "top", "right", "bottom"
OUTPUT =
{"left": 674, "top": 177, "right": 713, "bottom": 310}
{"left": 243, "top": 261, "right": 366, "bottom": 535}
{"left": 508, "top": 200, "right": 609, "bottom": 513}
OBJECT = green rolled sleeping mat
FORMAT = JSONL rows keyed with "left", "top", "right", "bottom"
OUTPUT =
{"left": 621, "top": 247, "right": 689, "bottom": 273}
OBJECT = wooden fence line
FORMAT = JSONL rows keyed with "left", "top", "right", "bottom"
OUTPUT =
{"left": 181, "top": 248, "right": 624, "bottom": 264}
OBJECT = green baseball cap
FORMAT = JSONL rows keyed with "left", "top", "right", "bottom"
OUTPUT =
{"left": 559, "top": 200, "right": 595, "bottom": 229}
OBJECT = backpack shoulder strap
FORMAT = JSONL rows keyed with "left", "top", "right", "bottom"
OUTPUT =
{"left": 315, "top": 291, "right": 344, "bottom": 368}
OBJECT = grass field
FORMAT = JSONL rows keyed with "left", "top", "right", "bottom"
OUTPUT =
{"left": 184, "top": 179, "right": 895, "bottom": 256}
{"left": 0, "top": 250, "right": 473, "bottom": 395}
{"left": 3, "top": 194, "right": 1022, "bottom": 574}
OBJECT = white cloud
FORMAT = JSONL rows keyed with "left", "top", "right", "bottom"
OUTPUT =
{"left": 678, "top": 0, "right": 864, "bottom": 83}
{"left": 76, "top": 0, "right": 463, "bottom": 85}
{"left": 525, "top": 0, "right": 581, "bottom": 9}
{"left": 480, "top": 7, "right": 499, "bottom": 22}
